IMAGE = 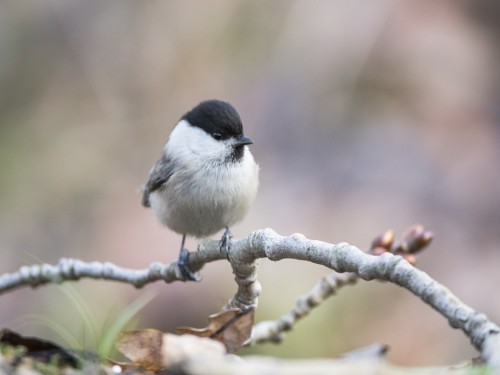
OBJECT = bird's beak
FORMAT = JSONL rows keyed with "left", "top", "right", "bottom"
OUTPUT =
{"left": 235, "top": 135, "right": 254, "bottom": 147}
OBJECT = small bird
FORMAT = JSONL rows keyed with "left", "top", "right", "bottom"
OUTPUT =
{"left": 142, "top": 100, "right": 259, "bottom": 280}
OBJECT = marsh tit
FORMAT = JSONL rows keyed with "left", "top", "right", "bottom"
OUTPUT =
{"left": 142, "top": 100, "right": 259, "bottom": 281}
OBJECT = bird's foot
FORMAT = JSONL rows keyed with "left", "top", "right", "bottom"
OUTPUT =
{"left": 177, "top": 247, "right": 201, "bottom": 282}
{"left": 219, "top": 227, "right": 233, "bottom": 260}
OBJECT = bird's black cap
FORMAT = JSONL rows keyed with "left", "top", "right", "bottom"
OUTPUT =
{"left": 182, "top": 100, "right": 244, "bottom": 140}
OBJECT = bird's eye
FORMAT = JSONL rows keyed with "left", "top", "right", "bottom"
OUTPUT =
{"left": 212, "top": 132, "right": 223, "bottom": 140}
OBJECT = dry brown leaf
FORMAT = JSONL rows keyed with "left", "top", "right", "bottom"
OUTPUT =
{"left": 115, "top": 328, "right": 163, "bottom": 371}
{"left": 176, "top": 307, "right": 255, "bottom": 353}
{"left": 115, "top": 329, "right": 226, "bottom": 371}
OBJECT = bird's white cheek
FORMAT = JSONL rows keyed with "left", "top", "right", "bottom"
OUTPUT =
{"left": 168, "top": 122, "right": 229, "bottom": 161}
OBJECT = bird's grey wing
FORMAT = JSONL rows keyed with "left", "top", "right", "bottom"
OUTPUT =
{"left": 141, "top": 154, "right": 174, "bottom": 207}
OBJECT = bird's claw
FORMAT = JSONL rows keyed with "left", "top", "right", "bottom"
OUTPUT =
{"left": 177, "top": 247, "right": 201, "bottom": 282}
{"left": 219, "top": 228, "right": 233, "bottom": 260}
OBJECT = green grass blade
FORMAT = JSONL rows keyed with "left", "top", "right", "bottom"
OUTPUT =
{"left": 98, "top": 290, "right": 156, "bottom": 358}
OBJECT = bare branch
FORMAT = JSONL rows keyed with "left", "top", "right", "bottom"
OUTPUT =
{"left": 248, "top": 226, "right": 433, "bottom": 345}
{"left": 249, "top": 229, "right": 500, "bottom": 366}
{"left": 1, "top": 228, "right": 499, "bottom": 366}
{"left": 0, "top": 248, "right": 225, "bottom": 294}
{"left": 199, "top": 229, "right": 500, "bottom": 366}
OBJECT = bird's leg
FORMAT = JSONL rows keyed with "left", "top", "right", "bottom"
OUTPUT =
{"left": 219, "top": 227, "right": 233, "bottom": 260}
{"left": 177, "top": 234, "right": 200, "bottom": 281}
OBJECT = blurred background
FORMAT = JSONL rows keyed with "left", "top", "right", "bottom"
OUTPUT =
{"left": 1, "top": 0, "right": 500, "bottom": 366}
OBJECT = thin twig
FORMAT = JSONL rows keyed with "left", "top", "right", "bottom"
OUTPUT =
{"left": 249, "top": 272, "right": 358, "bottom": 344}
